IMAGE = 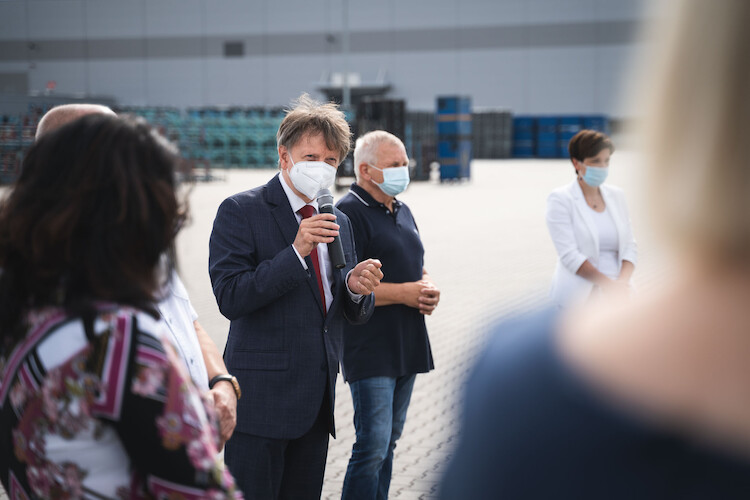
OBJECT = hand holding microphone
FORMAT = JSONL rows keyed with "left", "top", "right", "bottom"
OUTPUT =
{"left": 316, "top": 188, "right": 346, "bottom": 269}
{"left": 292, "top": 211, "right": 338, "bottom": 259}
{"left": 297, "top": 189, "right": 382, "bottom": 294}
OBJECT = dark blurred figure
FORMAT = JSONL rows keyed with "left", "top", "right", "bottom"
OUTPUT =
{"left": 440, "top": 0, "right": 750, "bottom": 498}
{"left": 0, "top": 115, "right": 241, "bottom": 499}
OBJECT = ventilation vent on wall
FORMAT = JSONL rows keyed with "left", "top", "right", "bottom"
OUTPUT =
{"left": 224, "top": 41, "right": 244, "bottom": 57}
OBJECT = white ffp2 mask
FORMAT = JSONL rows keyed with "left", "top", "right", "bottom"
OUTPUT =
{"left": 286, "top": 152, "right": 337, "bottom": 200}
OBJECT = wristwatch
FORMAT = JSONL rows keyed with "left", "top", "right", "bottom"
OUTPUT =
{"left": 209, "top": 374, "right": 241, "bottom": 400}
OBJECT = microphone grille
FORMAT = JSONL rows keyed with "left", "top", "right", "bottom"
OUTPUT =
{"left": 316, "top": 188, "right": 334, "bottom": 203}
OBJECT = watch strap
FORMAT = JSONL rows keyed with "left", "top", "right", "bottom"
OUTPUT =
{"left": 209, "top": 374, "right": 241, "bottom": 400}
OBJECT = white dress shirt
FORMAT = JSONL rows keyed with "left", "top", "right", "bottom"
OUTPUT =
{"left": 589, "top": 206, "right": 620, "bottom": 280}
{"left": 157, "top": 271, "right": 209, "bottom": 390}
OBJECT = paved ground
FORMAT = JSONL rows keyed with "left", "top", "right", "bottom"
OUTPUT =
{"left": 1, "top": 154, "right": 664, "bottom": 499}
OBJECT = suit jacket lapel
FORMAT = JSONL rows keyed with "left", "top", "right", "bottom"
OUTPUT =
{"left": 268, "top": 175, "right": 299, "bottom": 246}
{"left": 568, "top": 180, "right": 599, "bottom": 257}
{"left": 267, "top": 174, "right": 326, "bottom": 316}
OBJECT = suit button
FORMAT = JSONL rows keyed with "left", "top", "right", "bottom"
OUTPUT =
{"left": 320, "top": 363, "right": 327, "bottom": 372}
{"left": 323, "top": 327, "right": 328, "bottom": 334}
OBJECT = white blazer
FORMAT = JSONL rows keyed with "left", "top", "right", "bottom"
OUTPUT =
{"left": 546, "top": 180, "right": 638, "bottom": 306}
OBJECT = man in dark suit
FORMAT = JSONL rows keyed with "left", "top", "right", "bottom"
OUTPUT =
{"left": 209, "top": 93, "right": 383, "bottom": 499}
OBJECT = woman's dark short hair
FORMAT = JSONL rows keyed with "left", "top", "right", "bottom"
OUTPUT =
{"left": 0, "top": 114, "right": 185, "bottom": 337}
{"left": 568, "top": 129, "right": 615, "bottom": 163}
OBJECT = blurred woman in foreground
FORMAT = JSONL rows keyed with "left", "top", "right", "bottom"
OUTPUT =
{"left": 0, "top": 115, "right": 241, "bottom": 498}
{"left": 441, "top": 1, "right": 750, "bottom": 498}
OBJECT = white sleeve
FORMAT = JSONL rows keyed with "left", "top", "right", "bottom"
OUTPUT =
{"left": 546, "top": 191, "right": 588, "bottom": 274}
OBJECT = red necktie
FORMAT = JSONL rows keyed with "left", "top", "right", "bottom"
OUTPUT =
{"left": 298, "top": 205, "right": 327, "bottom": 315}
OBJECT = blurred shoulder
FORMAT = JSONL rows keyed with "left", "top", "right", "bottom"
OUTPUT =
{"left": 470, "top": 308, "right": 561, "bottom": 393}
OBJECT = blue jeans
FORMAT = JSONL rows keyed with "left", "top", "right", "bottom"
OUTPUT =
{"left": 341, "top": 374, "right": 417, "bottom": 500}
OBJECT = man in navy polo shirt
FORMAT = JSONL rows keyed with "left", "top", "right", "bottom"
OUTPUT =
{"left": 336, "top": 130, "right": 440, "bottom": 500}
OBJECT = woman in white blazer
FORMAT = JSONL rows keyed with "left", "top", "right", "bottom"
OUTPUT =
{"left": 546, "top": 130, "right": 637, "bottom": 307}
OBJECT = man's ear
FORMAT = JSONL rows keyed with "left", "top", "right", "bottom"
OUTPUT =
{"left": 358, "top": 163, "right": 370, "bottom": 180}
{"left": 278, "top": 146, "right": 290, "bottom": 170}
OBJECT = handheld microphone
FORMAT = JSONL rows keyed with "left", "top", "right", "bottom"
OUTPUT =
{"left": 316, "top": 188, "right": 346, "bottom": 269}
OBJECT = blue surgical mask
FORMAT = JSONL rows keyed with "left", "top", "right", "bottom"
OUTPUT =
{"left": 369, "top": 164, "right": 410, "bottom": 196}
{"left": 581, "top": 165, "right": 608, "bottom": 187}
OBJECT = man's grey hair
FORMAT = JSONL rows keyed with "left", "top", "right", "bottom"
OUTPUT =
{"left": 276, "top": 93, "right": 351, "bottom": 167}
{"left": 353, "top": 130, "right": 405, "bottom": 182}
{"left": 35, "top": 103, "right": 116, "bottom": 139}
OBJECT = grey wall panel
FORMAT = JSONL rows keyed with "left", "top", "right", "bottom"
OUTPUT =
{"left": 28, "top": 40, "right": 87, "bottom": 60}
{"left": 203, "top": 0, "right": 264, "bottom": 36}
{"left": 594, "top": 0, "right": 647, "bottom": 21}
{"left": 388, "top": 51, "right": 460, "bottom": 109}
{"left": 527, "top": 0, "right": 598, "bottom": 24}
{"left": 265, "top": 55, "right": 330, "bottom": 106}
{"left": 457, "top": 49, "right": 528, "bottom": 111}
{"left": 85, "top": 1, "right": 145, "bottom": 39}
{"left": 0, "top": 21, "right": 638, "bottom": 61}
{"left": 0, "top": 21, "right": 641, "bottom": 61}
{"left": 87, "top": 60, "right": 147, "bottom": 105}
{"left": 87, "top": 39, "right": 146, "bottom": 59}
{"left": 594, "top": 44, "right": 641, "bottom": 117}
{"left": 392, "top": 0, "right": 459, "bottom": 30}
{"left": 265, "top": 0, "right": 335, "bottom": 34}
{"left": 27, "top": 61, "right": 88, "bottom": 95}
{"left": 146, "top": 0, "right": 202, "bottom": 37}
{"left": 27, "top": 1, "right": 84, "bottom": 40}
{"left": 0, "top": 73, "right": 29, "bottom": 94}
{"left": 349, "top": 0, "right": 393, "bottom": 31}
{"left": 146, "top": 58, "right": 204, "bottom": 106}
{"left": 456, "top": 0, "right": 527, "bottom": 27}
{"left": 526, "top": 47, "right": 597, "bottom": 114}
{"left": 204, "top": 57, "right": 266, "bottom": 107}
{"left": 0, "top": 63, "right": 29, "bottom": 74}
{"left": 146, "top": 38, "right": 203, "bottom": 59}
{"left": 0, "top": 2, "right": 28, "bottom": 40}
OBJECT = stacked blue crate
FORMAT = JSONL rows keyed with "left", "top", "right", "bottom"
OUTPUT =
{"left": 512, "top": 116, "right": 535, "bottom": 158}
{"left": 582, "top": 115, "right": 609, "bottom": 134}
{"left": 511, "top": 115, "right": 610, "bottom": 158}
{"left": 536, "top": 117, "right": 559, "bottom": 158}
{"left": 559, "top": 116, "right": 583, "bottom": 158}
{"left": 436, "top": 96, "right": 472, "bottom": 181}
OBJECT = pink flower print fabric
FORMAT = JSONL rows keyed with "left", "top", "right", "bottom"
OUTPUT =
{"left": 0, "top": 305, "right": 243, "bottom": 499}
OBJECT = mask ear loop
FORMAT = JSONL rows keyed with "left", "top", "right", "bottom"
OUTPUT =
{"left": 287, "top": 150, "right": 295, "bottom": 168}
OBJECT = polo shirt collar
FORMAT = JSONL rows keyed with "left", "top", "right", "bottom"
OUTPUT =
{"left": 349, "top": 183, "right": 401, "bottom": 212}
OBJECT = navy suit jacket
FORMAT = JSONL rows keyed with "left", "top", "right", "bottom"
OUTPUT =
{"left": 209, "top": 174, "right": 374, "bottom": 440}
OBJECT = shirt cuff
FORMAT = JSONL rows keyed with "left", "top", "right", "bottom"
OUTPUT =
{"left": 291, "top": 245, "right": 308, "bottom": 271}
{"left": 345, "top": 270, "right": 366, "bottom": 303}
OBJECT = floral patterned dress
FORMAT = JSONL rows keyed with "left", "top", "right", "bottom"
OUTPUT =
{"left": 0, "top": 304, "right": 243, "bottom": 499}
